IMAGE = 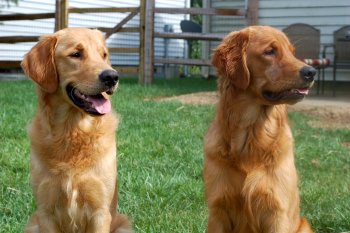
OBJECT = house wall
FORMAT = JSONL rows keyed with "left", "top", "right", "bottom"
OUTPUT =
{"left": 0, "top": 0, "right": 188, "bottom": 67}
{"left": 204, "top": 0, "right": 350, "bottom": 81}
{"left": 259, "top": 0, "right": 350, "bottom": 81}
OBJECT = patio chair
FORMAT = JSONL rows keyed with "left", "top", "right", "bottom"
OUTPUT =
{"left": 180, "top": 20, "right": 202, "bottom": 34}
{"left": 283, "top": 23, "right": 330, "bottom": 94}
{"left": 331, "top": 25, "right": 350, "bottom": 96}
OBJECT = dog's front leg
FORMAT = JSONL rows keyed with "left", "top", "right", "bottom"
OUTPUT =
{"left": 36, "top": 211, "right": 61, "bottom": 233}
{"left": 242, "top": 170, "right": 294, "bottom": 233}
{"left": 32, "top": 180, "right": 61, "bottom": 233}
{"left": 87, "top": 208, "right": 112, "bottom": 233}
{"left": 207, "top": 211, "right": 227, "bottom": 233}
{"left": 24, "top": 212, "right": 60, "bottom": 233}
{"left": 79, "top": 178, "right": 112, "bottom": 233}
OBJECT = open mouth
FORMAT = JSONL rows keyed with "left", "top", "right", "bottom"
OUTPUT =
{"left": 66, "top": 84, "right": 112, "bottom": 116}
{"left": 262, "top": 88, "right": 310, "bottom": 102}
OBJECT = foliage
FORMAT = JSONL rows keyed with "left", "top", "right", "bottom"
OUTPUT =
{"left": 186, "top": 0, "right": 203, "bottom": 75}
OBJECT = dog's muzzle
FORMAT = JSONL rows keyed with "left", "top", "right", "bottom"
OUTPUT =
{"left": 99, "top": 69, "right": 119, "bottom": 94}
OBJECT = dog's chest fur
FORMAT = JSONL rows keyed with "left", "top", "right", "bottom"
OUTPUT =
{"left": 29, "top": 111, "right": 117, "bottom": 232}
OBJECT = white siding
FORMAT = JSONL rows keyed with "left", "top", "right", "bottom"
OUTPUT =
{"left": 0, "top": 0, "right": 188, "bottom": 66}
{"left": 259, "top": 0, "right": 350, "bottom": 48}
{"left": 259, "top": 0, "right": 350, "bottom": 81}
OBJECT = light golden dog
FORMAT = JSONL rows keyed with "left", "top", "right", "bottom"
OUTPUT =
{"left": 204, "top": 26, "right": 316, "bottom": 233}
{"left": 22, "top": 28, "right": 132, "bottom": 233}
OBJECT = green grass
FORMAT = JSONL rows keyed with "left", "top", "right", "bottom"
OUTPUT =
{"left": 0, "top": 78, "right": 349, "bottom": 233}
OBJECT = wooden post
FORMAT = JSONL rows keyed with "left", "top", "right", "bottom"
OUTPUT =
{"left": 139, "top": 0, "right": 145, "bottom": 84}
{"left": 55, "top": 0, "right": 69, "bottom": 31}
{"left": 246, "top": 0, "right": 259, "bottom": 26}
{"left": 201, "top": 0, "right": 210, "bottom": 78}
{"left": 139, "top": 0, "right": 154, "bottom": 84}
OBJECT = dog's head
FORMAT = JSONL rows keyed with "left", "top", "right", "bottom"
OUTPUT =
{"left": 212, "top": 26, "right": 316, "bottom": 105}
{"left": 21, "top": 28, "right": 118, "bottom": 116}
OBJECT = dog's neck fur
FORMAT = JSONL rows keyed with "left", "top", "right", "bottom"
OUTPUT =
{"left": 29, "top": 88, "right": 117, "bottom": 170}
{"left": 215, "top": 85, "right": 292, "bottom": 167}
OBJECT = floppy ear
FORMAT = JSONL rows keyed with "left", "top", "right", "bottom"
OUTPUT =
{"left": 21, "top": 36, "right": 58, "bottom": 93}
{"left": 212, "top": 30, "right": 250, "bottom": 90}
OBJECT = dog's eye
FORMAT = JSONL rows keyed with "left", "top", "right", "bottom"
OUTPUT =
{"left": 264, "top": 48, "right": 276, "bottom": 56}
{"left": 103, "top": 52, "right": 107, "bottom": 59}
{"left": 70, "top": 52, "right": 82, "bottom": 58}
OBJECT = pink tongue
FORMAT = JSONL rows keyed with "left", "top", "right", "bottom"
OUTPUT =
{"left": 297, "top": 89, "right": 309, "bottom": 95}
{"left": 86, "top": 96, "right": 111, "bottom": 114}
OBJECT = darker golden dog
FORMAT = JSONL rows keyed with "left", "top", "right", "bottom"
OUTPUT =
{"left": 22, "top": 28, "right": 132, "bottom": 233}
{"left": 204, "top": 26, "right": 315, "bottom": 233}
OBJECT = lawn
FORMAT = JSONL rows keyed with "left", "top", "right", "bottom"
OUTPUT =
{"left": 0, "top": 77, "right": 349, "bottom": 233}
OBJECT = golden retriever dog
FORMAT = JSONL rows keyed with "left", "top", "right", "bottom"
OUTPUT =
{"left": 21, "top": 28, "right": 132, "bottom": 233}
{"left": 204, "top": 26, "right": 316, "bottom": 233}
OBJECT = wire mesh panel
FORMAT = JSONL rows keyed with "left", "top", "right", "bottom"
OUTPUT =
{"left": 68, "top": 0, "right": 141, "bottom": 67}
{"left": 0, "top": 0, "right": 55, "bottom": 62}
{"left": 153, "top": 0, "right": 188, "bottom": 78}
{"left": 202, "top": 0, "right": 246, "bottom": 77}
{"left": 0, "top": 0, "right": 246, "bottom": 79}
{"left": 0, "top": 0, "right": 189, "bottom": 74}
{"left": 152, "top": 0, "right": 246, "bottom": 78}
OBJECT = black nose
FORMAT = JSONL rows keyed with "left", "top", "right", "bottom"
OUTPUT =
{"left": 300, "top": 66, "right": 316, "bottom": 82}
{"left": 99, "top": 69, "right": 119, "bottom": 87}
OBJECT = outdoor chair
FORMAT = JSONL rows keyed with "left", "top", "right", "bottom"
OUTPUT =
{"left": 180, "top": 20, "right": 202, "bottom": 34}
{"left": 330, "top": 25, "right": 350, "bottom": 96}
{"left": 283, "top": 23, "right": 330, "bottom": 94}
